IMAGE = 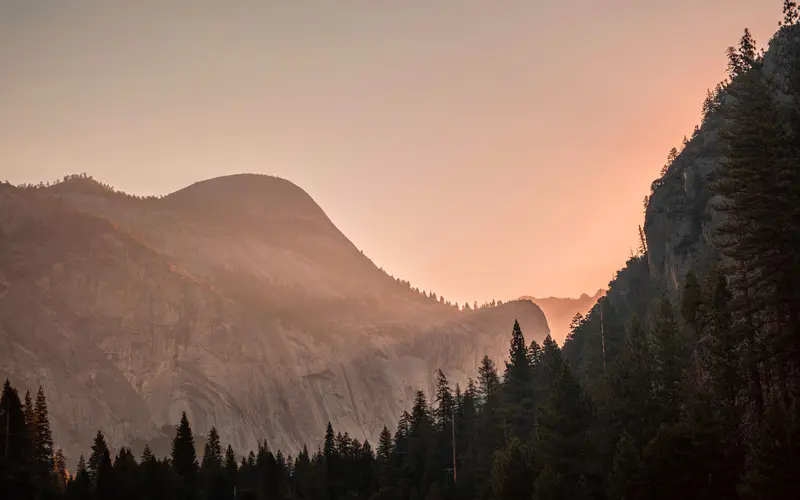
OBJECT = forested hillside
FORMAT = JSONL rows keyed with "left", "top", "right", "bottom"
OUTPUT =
{"left": 4, "top": 2, "right": 800, "bottom": 499}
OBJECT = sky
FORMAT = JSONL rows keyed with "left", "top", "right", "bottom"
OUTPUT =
{"left": 0, "top": 0, "right": 784, "bottom": 305}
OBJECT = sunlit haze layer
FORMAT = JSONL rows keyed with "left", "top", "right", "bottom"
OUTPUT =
{"left": 0, "top": 0, "right": 782, "bottom": 304}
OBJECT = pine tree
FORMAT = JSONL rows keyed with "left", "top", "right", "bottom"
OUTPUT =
{"left": 533, "top": 363, "right": 594, "bottom": 497}
{"left": 476, "top": 356, "right": 500, "bottom": 407}
{"left": 783, "top": 1, "right": 799, "bottom": 26}
{"left": 33, "top": 385, "right": 54, "bottom": 481}
{"left": 139, "top": 445, "right": 168, "bottom": 500}
{"left": 475, "top": 356, "right": 503, "bottom": 499}
{"left": 23, "top": 389, "right": 35, "bottom": 445}
{"left": 54, "top": 448, "right": 68, "bottom": 490}
{"left": 113, "top": 447, "right": 139, "bottom": 500}
{"left": 609, "top": 315, "right": 658, "bottom": 446}
{"left": 324, "top": 422, "right": 336, "bottom": 459}
{"left": 201, "top": 426, "right": 223, "bottom": 471}
{"left": 67, "top": 455, "right": 92, "bottom": 500}
{"left": 88, "top": 431, "right": 114, "bottom": 500}
{"left": 171, "top": 411, "right": 199, "bottom": 500}
{"left": 223, "top": 444, "right": 237, "bottom": 472}
{"left": 490, "top": 437, "right": 533, "bottom": 500}
{"left": 501, "top": 320, "right": 534, "bottom": 439}
{"left": 607, "top": 432, "right": 648, "bottom": 500}
{"left": 726, "top": 29, "right": 758, "bottom": 79}
{"left": 651, "top": 296, "right": 687, "bottom": 423}
{"left": 503, "top": 320, "right": 530, "bottom": 385}
{"left": 88, "top": 430, "right": 110, "bottom": 484}
{"left": 0, "top": 380, "right": 35, "bottom": 499}
{"left": 433, "top": 370, "right": 454, "bottom": 434}
{"left": 682, "top": 271, "right": 704, "bottom": 379}
{"left": 201, "top": 426, "right": 224, "bottom": 500}
{"left": 376, "top": 426, "right": 394, "bottom": 489}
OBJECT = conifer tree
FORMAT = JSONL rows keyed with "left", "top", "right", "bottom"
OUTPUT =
{"left": 651, "top": 296, "right": 686, "bottom": 423}
{"left": 533, "top": 362, "right": 594, "bottom": 497}
{"left": 476, "top": 356, "right": 500, "bottom": 407}
{"left": 324, "top": 422, "right": 336, "bottom": 459}
{"left": 490, "top": 437, "right": 533, "bottom": 500}
{"left": 609, "top": 315, "right": 658, "bottom": 446}
{"left": 201, "top": 426, "right": 224, "bottom": 500}
{"left": 0, "top": 380, "right": 34, "bottom": 499}
{"left": 501, "top": 320, "right": 534, "bottom": 439}
{"left": 783, "top": 1, "right": 799, "bottom": 26}
{"left": 67, "top": 455, "right": 92, "bottom": 500}
{"left": 433, "top": 370, "right": 454, "bottom": 434}
{"left": 23, "top": 389, "right": 35, "bottom": 445}
{"left": 607, "top": 432, "right": 648, "bottom": 500}
{"left": 113, "top": 447, "right": 139, "bottom": 500}
{"left": 171, "top": 411, "right": 199, "bottom": 500}
{"left": 88, "top": 430, "right": 110, "bottom": 484}
{"left": 473, "top": 356, "right": 502, "bottom": 499}
{"left": 54, "top": 447, "right": 68, "bottom": 490}
{"left": 376, "top": 426, "right": 394, "bottom": 489}
{"left": 88, "top": 431, "right": 114, "bottom": 500}
{"left": 33, "top": 385, "right": 54, "bottom": 481}
{"left": 201, "top": 426, "right": 223, "bottom": 471}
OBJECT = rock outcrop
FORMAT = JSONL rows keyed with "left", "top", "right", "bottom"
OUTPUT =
{"left": 0, "top": 174, "right": 550, "bottom": 460}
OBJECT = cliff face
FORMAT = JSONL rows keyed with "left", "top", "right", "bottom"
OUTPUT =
{"left": 0, "top": 175, "right": 550, "bottom": 460}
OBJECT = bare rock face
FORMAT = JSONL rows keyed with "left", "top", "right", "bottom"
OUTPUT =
{"left": 0, "top": 175, "right": 550, "bottom": 460}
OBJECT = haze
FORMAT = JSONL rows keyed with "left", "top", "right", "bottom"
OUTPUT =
{"left": 0, "top": 0, "right": 781, "bottom": 305}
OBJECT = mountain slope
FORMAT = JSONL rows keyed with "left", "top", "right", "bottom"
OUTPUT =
{"left": 0, "top": 175, "right": 550, "bottom": 459}
{"left": 519, "top": 289, "right": 605, "bottom": 344}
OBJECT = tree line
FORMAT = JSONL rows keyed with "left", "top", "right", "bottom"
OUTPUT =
{"left": 0, "top": 319, "right": 594, "bottom": 500}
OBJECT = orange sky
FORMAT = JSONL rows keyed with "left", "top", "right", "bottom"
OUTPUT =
{"left": 0, "top": 0, "right": 784, "bottom": 305}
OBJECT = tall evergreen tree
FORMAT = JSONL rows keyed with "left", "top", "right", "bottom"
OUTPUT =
{"left": 67, "top": 455, "right": 92, "bottom": 500}
{"left": 490, "top": 437, "right": 533, "bottom": 500}
{"left": 433, "top": 370, "right": 454, "bottom": 434}
{"left": 607, "top": 432, "right": 648, "bottom": 500}
{"left": 376, "top": 426, "right": 394, "bottom": 489}
{"left": 609, "top": 315, "right": 658, "bottom": 446}
{"left": 0, "top": 380, "right": 34, "bottom": 499}
{"left": 113, "top": 447, "right": 139, "bottom": 500}
{"left": 201, "top": 426, "right": 223, "bottom": 471}
{"left": 476, "top": 356, "right": 500, "bottom": 407}
{"left": 533, "top": 362, "right": 594, "bottom": 498}
{"left": 88, "top": 430, "right": 110, "bottom": 484}
{"left": 501, "top": 320, "right": 534, "bottom": 439}
{"left": 23, "top": 389, "right": 35, "bottom": 446}
{"left": 651, "top": 296, "right": 687, "bottom": 423}
{"left": 33, "top": 385, "right": 54, "bottom": 482}
{"left": 54, "top": 448, "right": 68, "bottom": 491}
{"left": 88, "top": 431, "right": 114, "bottom": 500}
{"left": 171, "top": 412, "right": 199, "bottom": 500}
{"left": 201, "top": 426, "right": 224, "bottom": 500}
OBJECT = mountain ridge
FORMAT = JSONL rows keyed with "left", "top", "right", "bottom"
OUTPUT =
{"left": 0, "top": 173, "right": 551, "bottom": 460}
{"left": 518, "top": 289, "right": 605, "bottom": 344}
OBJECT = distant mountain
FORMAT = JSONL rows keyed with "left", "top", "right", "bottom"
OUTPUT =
{"left": 0, "top": 173, "right": 550, "bottom": 460}
{"left": 519, "top": 289, "right": 605, "bottom": 345}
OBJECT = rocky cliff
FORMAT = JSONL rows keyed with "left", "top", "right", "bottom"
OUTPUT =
{"left": 0, "top": 174, "right": 550, "bottom": 460}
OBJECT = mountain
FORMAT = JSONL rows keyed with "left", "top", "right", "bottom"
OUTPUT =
{"left": 519, "top": 289, "right": 605, "bottom": 345}
{"left": 0, "top": 173, "right": 550, "bottom": 460}
{"left": 562, "top": 22, "right": 798, "bottom": 394}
